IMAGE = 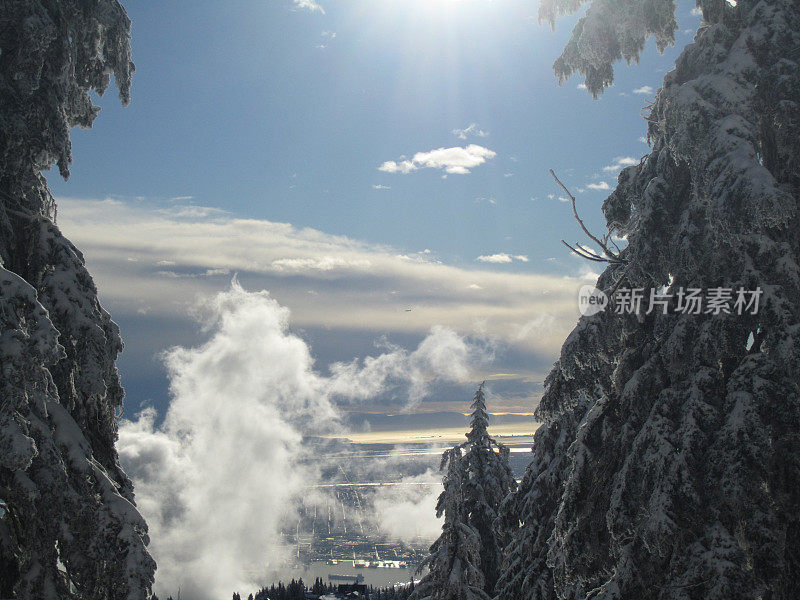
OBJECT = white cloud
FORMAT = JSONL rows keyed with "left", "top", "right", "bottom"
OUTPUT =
{"left": 475, "top": 253, "right": 527, "bottom": 264}
{"left": 327, "top": 325, "right": 494, "bottom": 405}
{"left": 633, "top": 85, "right": 654, "bottom": 95}
{"left": 639, "top": 136, "right": 648, "bottom": 143}
{"left": 602, "top": 156, "right": 638, "bottom": 172}
{"left": 321, "top": 30, "right": 336, "bottom": 38}
{"left": 577, "top": 83, "right": 587, "bottom": 90}
{"left": 452, "top": 123, "right": 488, "bottom": 140}
{"left": 372, "top": 184, "right": 391, "bottom": 190}
{"left": 691, "top": 6, "right": 703, "bottom": 15}
{"left": 413, "top": 145, "right": 496, "bottom": 175}
{"left": 586, "top": 181, "right": 611, "bottom": 191}
{"left": 477, "top": 254, "right": 512, "bottom": 264}
{"left": 294, "top": 0, "right": 324, "bottom": 13}
{"left": 378, "top": 159, "right": 417, "bottom": 174}
{"left": 118, "top": 283, "right": 491, "bottom": 599}
{"left": 118, "top": 286, "right": 324, "bottom": 599}
{"left": 380, "top": 144, "right": 496, "bottom": 175}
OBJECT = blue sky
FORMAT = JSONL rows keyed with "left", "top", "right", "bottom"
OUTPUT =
{"left": 48, "top": 0, "right": 702, "bottom": 420}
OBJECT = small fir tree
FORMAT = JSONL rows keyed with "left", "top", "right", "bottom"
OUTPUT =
{"left": 412, "top": 384, "right": 516, "bottom": 600}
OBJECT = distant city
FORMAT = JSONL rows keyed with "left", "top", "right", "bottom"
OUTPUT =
{"left": 265, "top": 434, "right": 536, "bottom": 588}
{"left": 291, "top": 484, "right": 430, "bottom": 566}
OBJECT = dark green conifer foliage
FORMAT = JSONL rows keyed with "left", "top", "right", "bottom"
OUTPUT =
{"left": 498, "top": 1, "right": 800, "bottom": 598}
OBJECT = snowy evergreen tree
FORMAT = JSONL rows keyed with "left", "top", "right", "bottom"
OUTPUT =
{"left": 498, "top": 1, "right": 800, "bottom": 599}
{"left": 412, "top": 447, "right": 490, "bottom": 600}
{"left": 461, "top": 384, "right": 517, "bottom": 596}
{"left": 0, "top": 1, "right": 155, "bottom": 598}
{"left": 413, "top": 385, "right": 516, "bottom": 600}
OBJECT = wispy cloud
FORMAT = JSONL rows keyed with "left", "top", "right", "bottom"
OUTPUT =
{"left": 158, "top": 204, "right": 228, "bottom": 219}
{"left": 156, "top": 268, "right": 231, "bottom": 279}
{"left": 602, "top": 156, "right": 638, "bottom": 172}
{"left": 57, "top": 196, "right": 595, "bottom": 370}
{"left": 270, "top": 257, "right": 372, "bottom": 273}
{"left": 452, "top": 123, "right": 488, "bottom": 140}
{"left": 586, "top": 181, "right": 610, "bottom": 191}
{"left": 371, "top": 470, "right": 442, "bottom": 542}
{"left": 294, "top": 0, "right": 325, "bottom": 13}
{"left": 514, "top": 314, "right": 556, "bottom": 341}
{"left": 379, "top": 144, "right": 496, "bottom": 175}
{"left": 372, "top": 184, "right": 391, "bottom": 190}
{"left": 633, "top": 85, "right": 654, "bottom": 95}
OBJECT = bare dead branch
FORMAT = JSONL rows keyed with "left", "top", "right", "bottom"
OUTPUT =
{"left": 550, "top": 169, "right": 626, "bottom": 265}
{"left": 561, "top": 240, "right": 608, "bottom": 263}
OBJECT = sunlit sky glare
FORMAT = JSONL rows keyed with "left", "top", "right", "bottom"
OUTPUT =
{"left": 48, "top": 0, "right": 702, "bottom": 422}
